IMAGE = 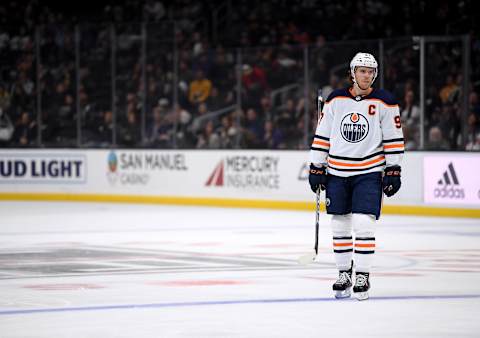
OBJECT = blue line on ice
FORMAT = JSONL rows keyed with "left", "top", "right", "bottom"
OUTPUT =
{"left": 1, "top": 294, "right": 480, "bottom": 316}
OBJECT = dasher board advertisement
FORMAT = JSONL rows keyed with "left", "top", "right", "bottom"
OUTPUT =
{"left": 424, "top": 155, "right": 480, "bottom": 205}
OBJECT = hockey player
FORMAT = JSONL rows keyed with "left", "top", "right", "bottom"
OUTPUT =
{"left": 308, "top": 52, "right": 404, "bottom": 300}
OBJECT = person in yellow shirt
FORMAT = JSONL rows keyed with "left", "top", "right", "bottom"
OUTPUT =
{"left": 188, "top": 70, "right": 212, "bottom": 105}
{"left": 439, "top": 74, "right": 458, "bottom": 104}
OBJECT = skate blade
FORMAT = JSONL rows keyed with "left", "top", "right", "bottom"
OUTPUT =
{"left": 354, "top": 291, "right": 369, "bottom": 301}
{"left": 334, "top": 289, "right": 351, "bottom": 299}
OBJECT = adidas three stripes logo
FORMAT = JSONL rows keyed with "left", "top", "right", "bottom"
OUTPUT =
{"left": 437, "top": 163, "right": 459, "bottom": 185}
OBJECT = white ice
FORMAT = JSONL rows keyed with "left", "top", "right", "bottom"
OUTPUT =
{"left": 0, "top": 201, "right": 480, "bottom": 338}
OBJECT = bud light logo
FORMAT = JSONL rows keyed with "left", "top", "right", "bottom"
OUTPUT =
{"left": 340, "top": 112, "right": 369, "bottom": 143}
{"left": 0, "top": 153, "right": 86, "bottom": 183}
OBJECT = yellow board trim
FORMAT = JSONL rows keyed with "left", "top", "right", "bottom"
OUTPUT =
{"left": 0, "top": 193, "right": 479, "bottom": 218}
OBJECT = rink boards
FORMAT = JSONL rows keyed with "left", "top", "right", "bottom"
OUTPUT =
{"left": 0, "top": 149, "right": 479, "bottom": 217}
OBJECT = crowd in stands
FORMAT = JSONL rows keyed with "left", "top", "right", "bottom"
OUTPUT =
{"left": 0, "top": 0, "right": 479, "bottom": 150}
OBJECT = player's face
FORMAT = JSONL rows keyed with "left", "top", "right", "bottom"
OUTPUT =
{"left": 354, "top": 66, "right": 375, "bottom": 89}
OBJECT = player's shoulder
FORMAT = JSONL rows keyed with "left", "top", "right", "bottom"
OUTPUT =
{"left": 368, "top": 88, "right": 398, "bottom": 106}
{"left": 325, "top": 88, "right": 350, "bottom": 103}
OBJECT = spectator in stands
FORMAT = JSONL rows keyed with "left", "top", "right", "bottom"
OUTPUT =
{"left": 469, "top": 91, "right": 480, "bottom": 116}
{"left": 271, "top": 48, "right": 298, "bottom": 86}
{"left": 196, "top": 120, "right": 220, "bottom": 149}
{"left": 206, "top": 87, "right": 224, "bottom": 111}
{"left": 177, "top": 59, "right": 193, "bottom": 103}
{"left": 439, "top": 74, "right": 458, "bottom": 104}
{"left": 143, "top": 0, "right": 166, "bottom": 22}
{"left": 119, "top": 110, "right": 141, "bottom": 147}
{"left": 170, "top": 103, "right": 193, "bottom": 148}
{"left": 259, "top": 95, "right": 273, "bottom": 121}
{"left": 243, "top": 108, "right": 264, "bottom": 149}
{"left": 466, "top": 133, "right": 480, "bottom": 151}
{"left": 0, "top": 84, "right": 11, "bottom": 113}
{"left": 0, "top": 108, "right": 14, "bottom": 147}
{"left": 241, "top": 64, "right": 268, "bottom": 109}
{"left": 262, "top": 119, "right": 284, "bottom": 149}
{"left": 311, "top": 59, "right": 329, "bottom": 89}
{"left": 190, "top": 102, "right": 209, "bottom": 133}
{"left": 148, "top": 105, "right": 172, "bottom": 148}
{"left": 12, "top": 111, "right": 36, "bottom": 147}
{"left": 192, "top": 50, "right": 212, "bottom": 77}
{"left": 465, "top": 113, "right": 480, "bottom": 150}
{"left": 291, "top": 115, "right": 307, "bottom": 149}
{"left": 400, "top": 89, "right": 420, "bottom": 149}
{"left": 441, "top": 103, "right": 460, "bottom": 149}
{"left": 313, "top": 34, "right": 334, "bottom": 66}
{"left": 425, "top": 84, "right": 442, "bottom": 119}
{"left": 209, "top": 48, "right": 234, "bottom": 92}
{"left": 402, "top": 125, "right": 418, "bottom": 150}
{"left": 95, "top": 110, "right": 114, "bottom": 147}
{"left": 321, "top": 73, "right": 340, "bottom": 100}
{"left": 217, "top": 114, "right": 237, "bottom": 148}
{"left": 425, "top": 126, "right": 450, "bottom": 150}
{"left": 188, "top": 70, "right": 212, "bottom": 106}
{"left": 55, "top": 93, "right": 76, "bottom": 142}
{"left": 275, "top": 98, "right": 298, "bottom": 145}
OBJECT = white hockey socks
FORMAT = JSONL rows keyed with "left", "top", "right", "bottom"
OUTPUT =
{"left": 331, "top": 214, "right": 353, "bottom": 271}
{"left": 352, "top": 213, "right": 376, "bottom": 273}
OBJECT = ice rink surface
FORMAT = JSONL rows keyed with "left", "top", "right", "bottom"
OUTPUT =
{"left": 0, "top": 201, "right": 480, "bottom": 338}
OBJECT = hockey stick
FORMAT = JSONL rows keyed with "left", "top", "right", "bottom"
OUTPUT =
{"left": 298, "top": 188, "right": 321, "bottom": 265}
{"left": 298, "top": 89, "right": 324, "bottom": 265}
{"left": 317, "top": 89, "right": 324, "bottom": 121}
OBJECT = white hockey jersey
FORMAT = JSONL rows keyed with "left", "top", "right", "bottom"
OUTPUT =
{"left": 309, "top": 87, "right": 404, "bottom": 177}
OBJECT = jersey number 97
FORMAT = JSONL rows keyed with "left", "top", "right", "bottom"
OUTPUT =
{"left": 394, "top": 116, "right": 402, "bottom": 129}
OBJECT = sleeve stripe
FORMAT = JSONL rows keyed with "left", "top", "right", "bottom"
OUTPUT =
{"left": 310, "top": 147, "right": 329, "bottom": 152}
{"left": 383, "top": 138, "right": 404, "bottom": 143}
{"left": 384, "top": 150, "right": 405, "bottom": 155}
{"left": 383, "top": 143, "right": 404, "bottom": 150}
{"left": 314, "top": 134, "right": 330, "bottom": 141}
{"left": 312, "top": 140, "right": 330, "bottom": 147}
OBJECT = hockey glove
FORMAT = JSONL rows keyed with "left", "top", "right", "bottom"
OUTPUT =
{"left": 383, "top": 165, "right": 401, "bottom": 197}
{"left": 308, "top": 164, "right": 327, "bottom": 193}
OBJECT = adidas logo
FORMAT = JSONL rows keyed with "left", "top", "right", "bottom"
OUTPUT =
{"left": 434, "top": 162, "right": 465, "bottom": 199}
{"left": 437, "top": 163, "right": 459, "bottom": 185}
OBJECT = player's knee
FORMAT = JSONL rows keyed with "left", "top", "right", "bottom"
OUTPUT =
{"left": 331, "top": 214, "right": 352, "bottom": 234}
{"left": 352, "top": 213, "right": 376, "bottom": 235}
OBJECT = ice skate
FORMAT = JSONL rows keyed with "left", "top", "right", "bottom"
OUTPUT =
{"left": 332, "top": 263, "right": 353, "bottom": 299}
{"left": 353, "top": 272, "right": 370, "bottom": 301}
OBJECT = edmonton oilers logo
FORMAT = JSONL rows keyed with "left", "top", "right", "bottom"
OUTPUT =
{"left": 108, "top": 151, "right": 118, "bottom": 173}
{"left": 340, "top": 112, "right": 369, "bottom": 143}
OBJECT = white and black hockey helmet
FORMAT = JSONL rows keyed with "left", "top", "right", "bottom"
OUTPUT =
{"left": 350, "top": 52, "right": 378, "bottom": 84}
